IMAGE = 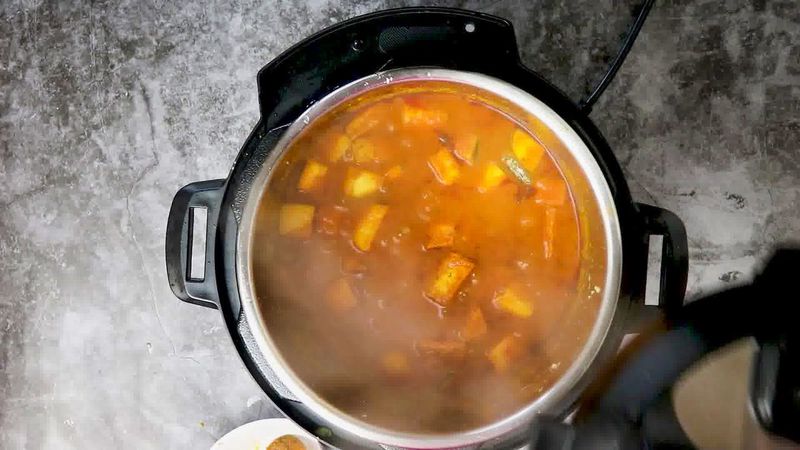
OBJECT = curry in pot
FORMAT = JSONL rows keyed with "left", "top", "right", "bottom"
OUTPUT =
{"left": 252, "top": 82, "right": 596, "bottom": 433}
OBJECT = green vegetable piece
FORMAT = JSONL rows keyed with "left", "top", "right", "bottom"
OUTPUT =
{"left": 501, "top": 155, "right": 532, "bottom": 186}
{"left": 315, "top": 427, "right": 333, "bottom": 438}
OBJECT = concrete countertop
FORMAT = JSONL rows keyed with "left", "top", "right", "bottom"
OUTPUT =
{"left": 1, "top": 1, "right": 799, "bottom": 448}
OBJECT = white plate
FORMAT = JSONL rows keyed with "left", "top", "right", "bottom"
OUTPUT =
{"left": 211, "top": 418, "right": 323, "bottom": 450}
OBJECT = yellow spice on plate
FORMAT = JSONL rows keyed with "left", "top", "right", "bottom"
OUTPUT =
{"left": 267, "top": 435, "right": 306, "bottom": 450}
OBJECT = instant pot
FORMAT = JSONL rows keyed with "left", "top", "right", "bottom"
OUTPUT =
{"left": 166, "top": 6, "right": 688, "bottom": 449}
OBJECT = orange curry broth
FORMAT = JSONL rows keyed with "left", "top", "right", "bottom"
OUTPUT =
{"left": 252, "top": 83, "right": 585, "bottom": 433}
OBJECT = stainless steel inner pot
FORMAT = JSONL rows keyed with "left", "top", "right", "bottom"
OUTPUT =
{"left": 235, "top": 68, "right": 623, "bottom": 449}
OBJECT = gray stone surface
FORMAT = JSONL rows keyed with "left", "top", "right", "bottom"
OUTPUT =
{"left": 1, "top": 0, "right": 798, "bottom": 448}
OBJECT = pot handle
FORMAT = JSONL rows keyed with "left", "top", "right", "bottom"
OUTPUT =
{"left": 636, "top": 203, "right": 689, "bottom": 320}
{"left": 165, "top": 179, "right": 225, "bottom": 309}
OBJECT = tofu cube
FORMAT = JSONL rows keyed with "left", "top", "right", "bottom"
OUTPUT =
{"left": 344, "top": 167, "right": 382, "bottom": 198}
{"left": 278, "top": 204, "right": 315, "bottom": 237}
{"left": 428, "top": 148, "right": 461, "bottom": 186}
{"left": 353, "top": 204, "right": 389, "bottom": 251}
{"left": 297, "top": 160, "right": 328, "bottom": 192}
{"left": 426, "top": 252, "right": 475, "bottom": 305}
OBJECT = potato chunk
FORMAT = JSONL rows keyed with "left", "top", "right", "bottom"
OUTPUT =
{"left": 478, "top": 162, "right": 507, "bottom": 192}
{"left": 426, "top": 223, "right": 455, "bottom": 249}
{"left": 353, "top": 204, "right": 388, "bottom": 251}
{"left": 493, "top": 287, "right": 533, "bottom": 318}
{"left": 328, "top": 133, "right": 351, "bottom": 162}
{"left": 346, "top": 104, "right": 386, "bottom": 137}
{"left": 351, "top": 137, "right": 377, "bottom": 164}
{"left": 326, "top": 278, "right": 357, "bottom": 312}
{"left": 382, "top": 351, "right": 410, "bottom": 376}
{"left": 534, "top": 177, "right": 567, "bottom": 206}
{"left": 278, "top": 204, "right": 315, "bottom": 237}
{"left": 297, "top": 160, "right": 328, "bottom": 192}
{"left": 511, "top": 129, "right": 546, "bottom": 173}
{"left": 488, "top": 335, "right": 520, "bottom": 373}
{"left": 384, "top": 165, "right": 404, "bottom": 180}
{"left": 428, "top": 148, "right": 461, "bottom": 186}
{"left": 453, "top": 133, "right": 478, "bottom": 164}
{"left": 463, "top": 306, "right": 487, "bottom": 341}
{"left": 401, "top": 104, "right": 447, "bottom": 127}
{"left": 426, "top": 252, "right": 474, "bottom": 305}
{"left": 344, "top": 167, "right": 382, "bottom": 198}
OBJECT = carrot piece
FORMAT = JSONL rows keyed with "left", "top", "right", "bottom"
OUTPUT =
{"left": 384, "top": 165, "right": 404, "bottom": 180}
{"left": 478, "top": 162, "right": 507, "bottom": 192}
{"left": 493, "top": 287, "right": 533, "bottom": 318}
{"left": 353, "top": 205, "right": 388, "bottom": 251}
{"left": 328, "top": 134, "right": 351, "bottom": 162}
{"left": 426, "top": 252, "right": 475, "bottom": 305}
{"left": 453, "top": 133, "right": 478, "bottom": 164}
{"left": 464, "top": 306, "right": 487, "bottom": 340}
{"left": 351, "top": 137, "right": 377, "bottom": 164}
{"left": 544, "top": 206, "right": 557, "bottom": 260}
{"left": 488, "top": 335, "right": 521, "bottom": 373}
{"left": 511, "top": 129, "right": 546, "bottom": 173}
{"left": 382, "top": 351, "right": 410, "bottom": 376}
{"left": 417, "top": 339, "right": 466, "bottom": 358}
{"left": 426, "top": 223, "right": 455, "bottom": 249}
{"left": 534, "top": 177, "right": 567, "bottom": 206}
{"left": 343, "top": 167, "right": 382, "bottom": 198}
{"left": 428, "top": 148, "right": 461, "bottom": 186}
{"left": 401, "top": 103, "right": 447, "bottom": 127}
{"left": 278, "top": 204, "right": 315, "bottom": 237}
{"left": 297, "top": 159, "right": 328, "bottom": 192}
{"left": 326, "top": 278, "right": 357, "bottom": 312}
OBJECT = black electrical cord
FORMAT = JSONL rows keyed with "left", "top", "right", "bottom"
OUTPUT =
{"left": 578, "top": 0, "right": 656, "bottom": 114}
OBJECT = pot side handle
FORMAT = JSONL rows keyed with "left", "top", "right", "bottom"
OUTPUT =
{"left": 165, "top": 179, "right": 225, "bottom": 309}
{"left": 636, "top": 203, "right": 689, "bottom": 320}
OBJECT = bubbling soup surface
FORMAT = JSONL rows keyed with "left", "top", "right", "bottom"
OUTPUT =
{"left": 252, "top": 82, "right": 598, "bottom": 433}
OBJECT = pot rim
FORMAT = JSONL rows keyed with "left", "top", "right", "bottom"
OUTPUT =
{"left": 236, "top": 68, "right": 623, "bottom": 448}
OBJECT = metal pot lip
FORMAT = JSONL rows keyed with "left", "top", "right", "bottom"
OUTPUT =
{"left": 236, "top": 67, "right": 623, "bottom": 448}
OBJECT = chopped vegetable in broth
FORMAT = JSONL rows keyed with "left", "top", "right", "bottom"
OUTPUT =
{"left": 252, "top": 84, "right": 590, "bottom": 434}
